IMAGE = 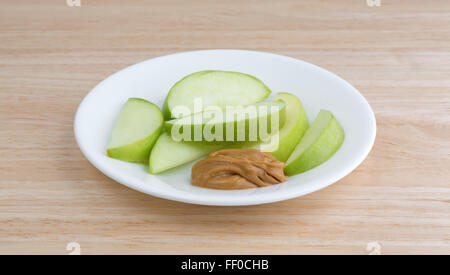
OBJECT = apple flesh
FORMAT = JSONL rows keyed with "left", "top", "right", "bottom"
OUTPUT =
{"left": 164, "top": 101, "right": 286, "bottom": 143}
{"left": 149, "top": 132, "right": 223, "bottom": 174}
{"left": 107, "top": 98, "right": 163, "bottom": 163}
{"left": 284, "top": 110, "right": 344, "bottom": 176}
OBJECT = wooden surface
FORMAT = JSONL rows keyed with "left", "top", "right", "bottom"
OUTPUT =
{"left": 0, "top": 0, "right": 449, "bottom": 255}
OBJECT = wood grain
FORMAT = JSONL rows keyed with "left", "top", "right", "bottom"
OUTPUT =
{"left": 0, "top": 0, "right": 449, "bottom": 255}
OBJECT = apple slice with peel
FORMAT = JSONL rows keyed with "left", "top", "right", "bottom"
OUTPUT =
{"left": 252, "top": 93, "right": 309, "bottom": 162}
{"left": 163, "top": 70, "right": 271, "bottom": 119}
{"left": 107, "top": 98, "right": 163, "bottom": 163}
{"left": 284, "top": 110, "right": 344, "bottom": 176}
{"left": 149, "top": 132, "right": 223, "bottom": 174}
{"left": 164, "top": 101, "right": 286, "bottom": 143}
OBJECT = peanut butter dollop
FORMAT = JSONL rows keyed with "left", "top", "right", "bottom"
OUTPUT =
{"left": 191, "top": 149, "right": 286, "bottom": 190}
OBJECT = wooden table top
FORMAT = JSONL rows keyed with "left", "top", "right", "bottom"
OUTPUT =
{"left": 1, "top": 0, "right": 449, "bottom": 255}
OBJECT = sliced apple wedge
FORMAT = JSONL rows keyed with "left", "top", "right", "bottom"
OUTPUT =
{"left": 284, "top": 110, "right": 344, "bottom": 176}
{"left": 165, "top": 101, "right": 286, "bottom": 143}
{"left": 253, "top": 93, "right": 309, "bottom": 162}
{"left": 107, "top": 98, "right": 163, "bottom": 163}
{"left": 149, "top": 132, "right": 222, "bottom": 174}
{"left": 163, "top": 70, "right": 271, "bottom": 119}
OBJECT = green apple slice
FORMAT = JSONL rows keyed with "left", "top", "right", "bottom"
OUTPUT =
{"left": 107, "top": 98, "right": 163, "bottom": 163}
{"left": 163, "top": 70, "right": 271, "bottom": 119}
{"left": 164, "top": 101, "right": 286, "bottom": 143}
{"left": 284, "top": 110, "right": 344, "bottom": 176}
{"left": 149, "top": 132, "right": 222, "bottom": 174}
{"left": 252, "top": 93, "right": 309, "bottom": 162}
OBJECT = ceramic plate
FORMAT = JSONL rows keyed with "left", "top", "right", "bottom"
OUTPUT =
{"left": 74, "top": 50, "right": 376, "bottom": 206}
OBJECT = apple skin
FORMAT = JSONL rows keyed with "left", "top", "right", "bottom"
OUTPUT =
{"left": 107, "top": 98, "right": 163, "bottom": 163}
{"left": 162, "top": 71, "right": 213, "bottom": 120}
{"left": 163, "top": 70, "right": 270, "bottom": 120}
{"left": 284, "top": 110, "right": 344, "bottom": 176}
{"left": 234, "top": 93, "right": 309, "bottom": 162}
{"left": 264, "top": 93, "right": 309, "bottom": 162}
{"left": 107, "top": 129, "right": 162, "bottom": 163}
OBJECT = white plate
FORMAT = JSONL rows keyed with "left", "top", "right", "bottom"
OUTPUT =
{"left": 74, "top": 50, "right": 376, "bottom": 206}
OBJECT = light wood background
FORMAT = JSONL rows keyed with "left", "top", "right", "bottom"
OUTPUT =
{"left": 0, "top": 0, "right": 449, "bottom": 255}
